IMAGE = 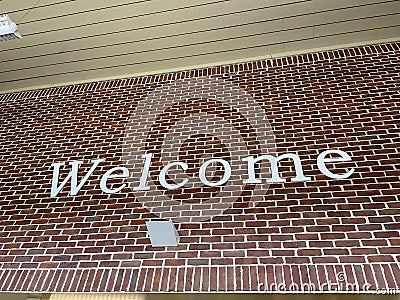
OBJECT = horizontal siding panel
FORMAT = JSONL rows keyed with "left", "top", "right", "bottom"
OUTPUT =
{"left": 0, "top": 44, "right": 285, "bottom": 91}
{"left": 0, "top": 28, "right": 313, "bottom": 82}
{"left": 17, "top": 0, "right": 153, "bottom": 23}
{"left": 0, "top": 11, "right": 284, "bottom": 62}
{"left": 0, "top": 0, "right": 313, "bottom": 63}
{"left": 315, "top": 0, "right": 394, "bottom": 11}
{"left": 284, "top": 25, "right": 400, "bottom": 52}
{"left": 16, "top": 0, "right": 312, "bottom": 25}
{"left": 2, "top": 0, "right": 74, "bottom": 13}
{"left": 314, "top": 14, "right": 400, "bottom": 37}
{"left": 1, "top": 0, "right": 310, "bottom": 51}
{"left": 284, "top": 0, "right": 308, "bottom": 3}
{"left": 2, "top": 0, "right": 74, "bottom": 22}
{"left": 284, "top": 1, "right": 400, "bottom": 29}
{"left": 16, "top": 0, "right": 286, "bottom": 35}
{"left": 0, "top": 20, "right": 283, "bottom": 72}
{"left": 1, "top": 0, "right": 46, "bottom": 13}
{"left": 0, "top": 0, "right": 399, "bottom": 93}
{"left": 4, "top": 0, "right": 174, "bottom": 26}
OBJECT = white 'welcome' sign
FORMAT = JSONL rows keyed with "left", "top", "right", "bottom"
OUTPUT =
{"left": 50, "top": 150, "right": 354, "bottom": 197}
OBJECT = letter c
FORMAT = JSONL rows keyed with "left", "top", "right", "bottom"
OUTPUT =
{"left": 159, "top": 162, "right": 189, "bottom": 189}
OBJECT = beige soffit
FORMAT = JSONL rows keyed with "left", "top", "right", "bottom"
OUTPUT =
{"left": 0, "top": 0, "right": 399, "bottom": 93}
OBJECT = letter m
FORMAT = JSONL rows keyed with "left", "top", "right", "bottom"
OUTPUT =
{"left": 243, "top": 153, "right": 311, "bottom": 183}
{"left": 50, "top": 159, "right": 104, "bottom": 197}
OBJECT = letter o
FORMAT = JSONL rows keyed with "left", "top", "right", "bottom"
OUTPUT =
{"left": 199, "top": 159, "right": 231, "bottom": 187}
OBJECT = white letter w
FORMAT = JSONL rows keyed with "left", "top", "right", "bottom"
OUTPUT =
{"left": 50, "top": 159, "right": 104, "bottom": 197}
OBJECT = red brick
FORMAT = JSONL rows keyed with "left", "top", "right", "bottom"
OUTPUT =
{"left": 285, "top": 257, "right": 310, "bottom": 264}
{"left": 351, "top": 248, "right": 378, "bottom": 255}
{"left": 298, "top": 249, "right": 322, "bottom": 256}
{"left": 362, "top": 239, "right": 389, "bottom": 247}
{"left": 312, "top": 257, "right": 339, "bottom": 264}
{"left": 0, "top": 41, "right": 399, "bottom": 293}
{"left": 367, "top": 255, "right": 395, "bottom": 263}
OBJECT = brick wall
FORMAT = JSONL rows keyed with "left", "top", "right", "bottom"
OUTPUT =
{"left": 0, "top": 42, "right": 399, "bottom": 292}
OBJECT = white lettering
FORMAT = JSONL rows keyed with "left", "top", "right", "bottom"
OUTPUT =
{"left": 159, "top": 162, "right": 189, "bottom": 189}
{"left": 317, "top": 150, "right": 354, "bottom": 179}
{"left": 133, "top": 153, "right": 153, "bottom": 191}
{"left": 51, "top": 159, "right": 104, "bottom": 197}
{"left": 199, "top": 159, "right": 231, "bottom": 187}
{"left": 50, "top": 150, "right": 356, "bottom": 196}
{"left": 243, "top": 153, "right": 311, "bottom": 183}
{"left": 100, "top": 166, "right": 129, "bottom": 194}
